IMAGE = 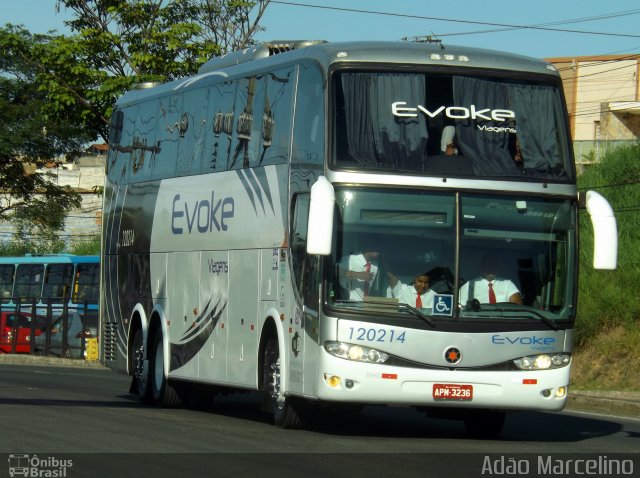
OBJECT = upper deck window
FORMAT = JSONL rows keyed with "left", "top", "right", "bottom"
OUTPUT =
{"left": 332, "top": 71, "right": 573, "bottom": 182}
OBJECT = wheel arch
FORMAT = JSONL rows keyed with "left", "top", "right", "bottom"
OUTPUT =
{"left": 126, "top": 303, "right": 167, "bottom": 376}
{"left": 126, "top": 304, "right": 147, "bottom": 375}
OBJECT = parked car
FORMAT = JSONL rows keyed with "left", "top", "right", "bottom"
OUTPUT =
{"left": 0, "top": 312, "right": 44, "bottom": 353}
{"left": 33, "top": 313, "right": 97, "bottom": 359}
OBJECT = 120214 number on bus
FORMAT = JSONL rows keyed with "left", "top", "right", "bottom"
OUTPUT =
{"left": 348, "top": 327, "right": 406, "bottom": 343}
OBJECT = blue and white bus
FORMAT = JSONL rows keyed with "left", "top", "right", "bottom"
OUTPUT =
{"left": 100, "top": 41, "right": 617, "bottom": 437}
{"left": 0, "top": 254, "right": 100, "bottom": 356}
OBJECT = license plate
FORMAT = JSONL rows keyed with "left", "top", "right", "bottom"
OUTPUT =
{"left": 432, "top": 383, "right": 473, "bottom": 401}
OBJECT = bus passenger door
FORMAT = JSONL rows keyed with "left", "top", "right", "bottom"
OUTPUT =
{"left": 290, "top": 192, "right": 320, "bottom": 397}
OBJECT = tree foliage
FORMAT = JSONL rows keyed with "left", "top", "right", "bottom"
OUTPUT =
{"left": 0, "top": 25, "right": 85, "bottom": 232}
{"left": 0, "top": 1, "right": 270, "bottom": 251}
{"left": 43, "top": 0, "right": 270, "bottom": 142}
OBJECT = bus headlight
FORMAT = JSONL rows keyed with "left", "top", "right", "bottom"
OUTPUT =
{"left": 514, "top": 353, "right": 571, "bottom": 370}
{"left": 324, "top": 342, "right": 389, "bottom": 364}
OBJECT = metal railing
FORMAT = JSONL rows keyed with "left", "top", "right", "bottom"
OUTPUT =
{"left": 0, "top": 297, "right": 98, "bottom": 359}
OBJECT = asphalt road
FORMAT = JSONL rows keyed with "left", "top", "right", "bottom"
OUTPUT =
{"left": 0, "top": 363, "right": 638, "bottom": 478}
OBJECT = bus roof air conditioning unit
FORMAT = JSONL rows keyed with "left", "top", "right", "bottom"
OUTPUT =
{"left": 198, "top": 40, "right": 327, "bottom": 73}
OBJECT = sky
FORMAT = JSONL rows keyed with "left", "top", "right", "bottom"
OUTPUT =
{"left": 2, "top": 0, "right": 640, "bottom": 60}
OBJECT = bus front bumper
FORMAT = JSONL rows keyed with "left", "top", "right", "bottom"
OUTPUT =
{"left": 316, "top": 353, "right": 570, "bottom": 411}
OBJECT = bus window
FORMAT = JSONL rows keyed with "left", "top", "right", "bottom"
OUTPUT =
{"left": 0, "top": 265, "right": 14, "bottom": 303}
{"left": 43, "top": 264, "right": 74, "bottom": 300}
{"left": 229, "top": 77, "right": 264, "bottom": 170}
{"left": 133, "top": 100, "right": 159, "bottom": 181}
{"left": 154, "top": 94, "right": 184, "bottom": 180}
{"left": 205, "top": 81, "right": 236, "bottom": 173}
{"left": 290, "top": 193, "right": 310, "bottom": 298}
{"left": 292, "top": 63, "right": 324, "bottom": 165}
{"left": 14, "top": 264, "right": 44, "bottom": 303}
{"left": 176, "top": 89, "right": 208, "bottom": 177}
{"left": 261, "top": 67, "right": 296, "bottom": 166}
{"left": 73, "top": 264, "right": 100, "bottom": 303}
{"left": 108, "top": 105, "right": 137, "bottom": 185}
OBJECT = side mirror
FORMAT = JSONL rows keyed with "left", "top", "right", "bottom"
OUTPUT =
{"left": 306, "top": 176, "right": 335, "bottom": 255}
{"left": 580, "top": 190, "right": 617, "bottom": 270}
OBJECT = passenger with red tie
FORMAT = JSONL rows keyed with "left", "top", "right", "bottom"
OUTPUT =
{"left": 386, "top": 270, "right": 436, "bottom": 310}
{"left": 458, "top": 254, "right": 522, "bottom": 306}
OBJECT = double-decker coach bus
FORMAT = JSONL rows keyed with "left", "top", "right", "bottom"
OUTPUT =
{"left": 100, "top": 40, "right": 617, "bottom": 437}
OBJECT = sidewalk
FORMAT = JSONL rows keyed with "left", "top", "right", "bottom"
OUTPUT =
{"left": 0, "top": 354, "right": 638, "bottom": 419}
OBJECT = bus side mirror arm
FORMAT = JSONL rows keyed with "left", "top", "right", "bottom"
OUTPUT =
{"left": 306, "top": 176, "right": 335, "bottom": 256}
{"left": 579, "top": 190, "right": 618, "bottom": 270}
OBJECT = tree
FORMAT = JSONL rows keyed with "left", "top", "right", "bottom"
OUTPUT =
{"left": 39, "top": 0, "right": 270, "bottom": 142}
{"left": 0, "top": 26, "right": 86, "bottom": 236}
{"left": 0, "top": 1, "right": 270, "bottom": 251}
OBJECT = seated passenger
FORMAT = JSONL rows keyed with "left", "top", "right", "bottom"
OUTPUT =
{"left": 459, "top": 254, "right": 523, "bottom": 306}
{"left": 428, "top": 126, "right": 473, "bottom": 175}
{"left": 386, "top": 270, "right": 436, "bottom": 309}
{"left": 339, "top": 248, "right": 380, "bottom": 300}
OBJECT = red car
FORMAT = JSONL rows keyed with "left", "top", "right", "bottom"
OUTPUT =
{"left": 0, "top": 312, "right": 44, "bottom": 354}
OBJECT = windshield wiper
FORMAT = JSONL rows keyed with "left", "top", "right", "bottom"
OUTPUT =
{"left": 331, "top": 299, "right": 436, "bottom": 327}
{"left": 396, "top": 303, "right": 436, "bottom": 328}
{"left": 504, "top": 308, "right": 558, "bottom": 330}
{"left": 464, "top": 300, "right": 557, "bottom": 330}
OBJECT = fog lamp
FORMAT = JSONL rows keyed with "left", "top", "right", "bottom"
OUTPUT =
{"left": 324, "top": 374, "right": 341, "bottom": 387}
{"left": 555, "top": 386, "right": 568, "bottom": 398}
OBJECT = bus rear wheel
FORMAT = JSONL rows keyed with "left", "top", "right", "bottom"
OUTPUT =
{"left": 263, "top": 337, "right": 303, "bottom": 429}
{"left": 131, "top": 329, "right": 152, "bottom": 404}
{"left": 149, "top": 331, "right": 181, "bottom": 408}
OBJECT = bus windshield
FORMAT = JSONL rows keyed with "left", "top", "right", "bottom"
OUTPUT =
{"left": 332, "top": 70, "right": 573, "bottom": 182}
{"left": 326, "top": 187, "right": 576, "bottom": 323}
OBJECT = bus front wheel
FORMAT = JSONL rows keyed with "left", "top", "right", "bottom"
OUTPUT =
{"left": 263, "top": 337, "right": 303, "bottom": 429}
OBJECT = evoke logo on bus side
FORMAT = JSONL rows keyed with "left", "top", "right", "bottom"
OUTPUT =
{"left": 491, "top": 335, "right": 556, "bottom": 346}
{"left": 171, "top": 192, "right": 235, "bottom": 234}
{"left": 391, "top": 102, "right": 516, "bottom": 122}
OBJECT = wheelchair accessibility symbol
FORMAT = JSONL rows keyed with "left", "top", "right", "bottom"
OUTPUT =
{"left": 432, "top": 294, "right": 453, "bottom": 316}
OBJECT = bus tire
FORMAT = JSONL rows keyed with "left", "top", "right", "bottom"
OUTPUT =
{"left": 150, "top": 331, "right": 181, "bottom": 408}
{"left": 464, "top": 410, "right": 506, "bottom": 439}
{"left": 263, "top": 337, "right": 303, "bottom": 429}
{"left": 131, "top": 329, "right": 152, "bottom": 404}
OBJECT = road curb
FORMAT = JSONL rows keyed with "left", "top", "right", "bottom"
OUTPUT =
{"left": 566, "top": 391, "right": 640, "bottom": 419}
{"left": 0, "top": 354, "right": 106, "bottom": 369}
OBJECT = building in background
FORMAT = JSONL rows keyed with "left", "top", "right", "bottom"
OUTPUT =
{"left": 0, "top": 147, "right": 106, "bottom": 247}
{"left": 545, "top": 54, "right": 640, "bottom": 167}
